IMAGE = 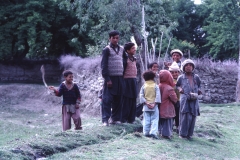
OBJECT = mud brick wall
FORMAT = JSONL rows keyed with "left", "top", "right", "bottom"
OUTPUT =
{"left": 0, "top": 60, "right": 62, "bottom": 83}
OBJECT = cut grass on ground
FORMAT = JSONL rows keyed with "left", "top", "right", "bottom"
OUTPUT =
{"left": 0, "top": 84, "right": 240, "bottom": 159}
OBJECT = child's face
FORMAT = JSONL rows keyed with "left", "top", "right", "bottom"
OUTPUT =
{"left": 109, "top": 35, "right": 119, "bottom": 46}
{"left": 151, "top": 64, "right": 159, "bottom": 73}
{"left": 127, "top": 46, "right": 136, "bottom": 55}
{"left": 170, "top": 71, "right": 180, "bottom": 79}
{"left": 65, "top": 74, "right": 73, "bottom": 83}
{"left": 184, "top": 63, "right": 193, "bottom": 73}
{"left": 172, "top": 52, "right": 182, "bottom": 62}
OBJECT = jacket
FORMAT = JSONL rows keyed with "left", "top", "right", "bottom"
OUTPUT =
{"left": 159, "top": 70, "right": 178, "bottom": 118}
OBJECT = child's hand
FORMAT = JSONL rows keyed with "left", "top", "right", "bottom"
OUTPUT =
{"left": 178, "top": 87, "right": 184, "bottom": 94}
{"left": 75, "top": 104, "right": 80, "bottom": 109}
{"left": 164, "top": 61, "right": 171, "bottom": 67}
{"left": 107, "top": 80, "right": 112, "bottom": 88}
{"left": 48, "top": 86, "right": 55, "bottom": 90}
{"left": 198, "top": 90, "right": 202, "bottom": 95}
{"left": 76, "top": 99, "right": 81, "bottom": 109}
{"left": 146, "top": 103, "right": 155, "bottom": 109}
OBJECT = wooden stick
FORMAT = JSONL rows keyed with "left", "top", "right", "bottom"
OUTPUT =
{"left": 40, "top": 65, "right": 48, "bottom": 88}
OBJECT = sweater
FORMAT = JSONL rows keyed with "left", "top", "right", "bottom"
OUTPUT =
{"left": 159, "top": 70, "right": 178, "bottom": 118}
{"left": 139, "top": 80, "right": 161, "bottom": 112}
{"left": 55, "top": 82, "right": 81, "bottom": 105}
{"left": 101, "top": 43, "right": 124, "bottom": 82}
{"left": 124, "top": 58, "right": 137, "bottom": 78}
{"left": 107, "top": 45, "right": 124, "bottom": 76}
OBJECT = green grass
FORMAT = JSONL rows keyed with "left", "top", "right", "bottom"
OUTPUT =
{"left": 50, "top": 103, "right": 240, "bottom": 160}
{"left": 1, "top": 84, "right": 240, "bottom": 160}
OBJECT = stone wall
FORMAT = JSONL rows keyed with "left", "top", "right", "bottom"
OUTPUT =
{"left": 0, "top": 57, "right": 238, "bottom": 104}
{"left": 194, "top": 60, "right": 237, "bottom": 103}
{"left": 0, "top": 60, "right": 62, "bottom": 83}
{"left": 61, "top": 57, "right": 238, "bottom": 104}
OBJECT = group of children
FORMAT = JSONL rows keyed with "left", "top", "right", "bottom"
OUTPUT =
{"left": 140, "top": 49, "right": 202, "bottom": 140}
{"left": 48, "top": 30, "right": 202, "bottom": 141}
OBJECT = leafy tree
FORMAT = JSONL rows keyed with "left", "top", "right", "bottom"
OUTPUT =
{"left": 202, "top": 0, "right": 240, "bottom": 60}
{"left": 160, "top": 0, "right": 207, "bottom": 57}
{"left": 60, "top": 0, "right": 177, "bottom": 52}
{"left": 0, "top": 0, "right": 88, "bottom": 61}
{"left": 60, "top": 0, "right": 143, "bottom": 49}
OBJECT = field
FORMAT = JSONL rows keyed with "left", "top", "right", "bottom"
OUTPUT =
{"left": 0, "top": 84, "right": 240, "bottom": 160}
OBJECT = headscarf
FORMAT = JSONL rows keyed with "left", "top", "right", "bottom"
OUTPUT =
{"left": 159, "top": 70, "right": 175, "bottom": 87}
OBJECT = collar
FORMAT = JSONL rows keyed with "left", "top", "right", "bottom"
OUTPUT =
{"left": 127, "top": 54, "right": 136, "bottom": 61}
{"left": 145, "top": 80, "right": 155, "bottom": 85}
{"left": 125, "top": 52, "right": 136, "bottom": 60}
{"left": 109, "top": 43, "right": 119, "bottom": 49}
{"left": 183, "top": 73, "right": 195, "bottom": 78}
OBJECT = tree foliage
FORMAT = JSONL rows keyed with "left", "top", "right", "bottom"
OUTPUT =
{"left": 60, "top": 0, "right": 142, "bottom": 48}
{"left": 0, "top": 0, "right": 239, "bottom": 61}
{"left": 202, "top": 0, "right": 240, "bottom": 60}
{"left": 0, "top": 0, "right": 88, "bottom": 61}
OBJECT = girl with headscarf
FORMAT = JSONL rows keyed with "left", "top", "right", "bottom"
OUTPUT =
{"left": 176, "top": 59, "right": 202, "bottom": 139}
{"left": 159, "top": 70, "right": 178, "bottom": 139}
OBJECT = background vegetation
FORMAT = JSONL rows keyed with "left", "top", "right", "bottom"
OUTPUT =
{"left": 0, "top": 0, "right": 239, "bottom": 61}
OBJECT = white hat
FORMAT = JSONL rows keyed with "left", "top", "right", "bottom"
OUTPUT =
{"left": 181, "top": 59, "right": 195, "bottom": 72}
{"left": 169, "top": 62, "right": 180, "bottom": 72}
{"left": 170, "top": 49, "right": 183, "bottom": 57}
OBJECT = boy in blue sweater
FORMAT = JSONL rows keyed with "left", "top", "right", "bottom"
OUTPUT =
{"left": 49, "top": 70, "right": 82, "bottom": 131}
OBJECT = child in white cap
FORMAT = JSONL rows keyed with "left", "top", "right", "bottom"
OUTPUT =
{"left": 168, "top": 62, "right": 181, "bottom": 133}
{"left": 176, "top": 59, "right": 202, "bottom": 139}
{"left": 164, "top": 49, "right": 183, "bottom": 69}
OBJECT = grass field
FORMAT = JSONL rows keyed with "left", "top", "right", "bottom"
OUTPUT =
{"left": 0, "top": 84, "right": 240, "bottom": 160}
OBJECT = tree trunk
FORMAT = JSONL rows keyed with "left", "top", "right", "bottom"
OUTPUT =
{"left": 236, "top": 30, "right": 240, "bottom": 102}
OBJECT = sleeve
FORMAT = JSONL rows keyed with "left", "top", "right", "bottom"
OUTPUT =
{"left": 101, "top": 47, "right": 111, "bottom": 82}
{"left": 176, "top": 76, "right": 182, "bottom": 88}
{"left": 139, "top": 85, "right": 146, "bottom": 104}
{"left": 98, "top": 88, "right": 103, "bottom": 99}
{"left": 74, "top": 84, "right": 81, "bottom": 101}
{"left": 168, "top": 88, "right": 178, "bottom": 104}
{"left": 123, "top": 52, "right": 128, "bottom": 75}
{"left": 155, "top": 85, "right": 161, "bottom": 103}
{"left": 55, "top": 83, "right": 64, "bottom": 97}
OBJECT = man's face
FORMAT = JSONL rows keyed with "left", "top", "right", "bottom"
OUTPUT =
{"left": 184, "top": 63, "right": 193, "bottom": 73}
{"left": 109, "top": 35, "right": 119, "bottom": 46}
{"left": 172, "top": 52, "right": 182, "bottom": 62}
{"left": 170, "top": 71, "right": 180, "bottom": 79}
{"left": 127, "top": 46, "right": 136, "bottom": 55}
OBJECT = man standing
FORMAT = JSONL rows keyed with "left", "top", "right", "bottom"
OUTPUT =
{"left": 101, "top": 30, "right": 124, "bottom": 126}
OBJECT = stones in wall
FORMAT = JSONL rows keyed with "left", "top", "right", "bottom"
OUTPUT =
{"left": 194, "top": 61, "right": 237, "bottom": 103}
{"left": 0, "top": 58, "right": 238, "bottom": 104}
{"left": 0, "top": 60, "right": 62, "bottom": 83}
